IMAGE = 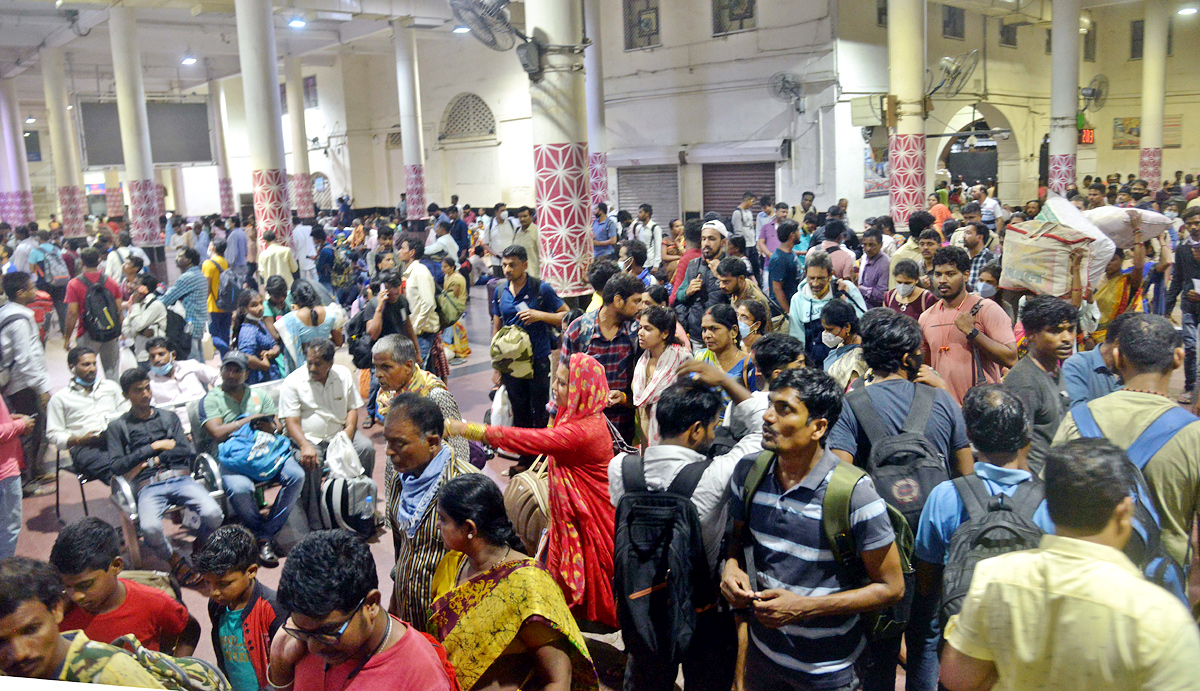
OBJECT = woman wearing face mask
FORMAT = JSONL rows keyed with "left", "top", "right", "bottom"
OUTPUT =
{"left": 232, "top": 292, "right": 282, "bottom": 384}
{"left": 820, "top": 299, "right": 867, "bottom": 390}
{"left": 884, "top": 259, "right": 937, "bottom": 320}
{"left": 736, "top": 300, "right": 769, "bottom": 353}
{"left": 632, "top": 307, "right": 691, "bottom": 448}
{"left": 694, "top": 304, "right": 758, "bottom": 416}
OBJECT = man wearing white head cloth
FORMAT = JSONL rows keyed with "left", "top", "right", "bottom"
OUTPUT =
{"left": 673, "top": 217, "right": 730, "bottom": 349}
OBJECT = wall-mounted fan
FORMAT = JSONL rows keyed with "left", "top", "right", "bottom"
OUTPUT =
{"left": 446, "top": 0, "right": 526, "bottom": 51}
{"left": 1080, "top": 74, "right": 1109, "bottom": 112}
{"left": 928, "top": 49, "right": 979, "bottom": 98}
{"left": 768, "top": 72, "right": 804, "bottom": 114}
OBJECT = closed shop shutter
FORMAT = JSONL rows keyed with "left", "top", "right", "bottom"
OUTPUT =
{"left": 701, "top": 163, "right": 777, "bottom": 219}
{"left": 617, "top": 165, "right": 680, "bottom": 226}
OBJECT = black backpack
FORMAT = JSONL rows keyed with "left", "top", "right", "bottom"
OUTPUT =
{"left": 613, "top": 454, "right": 716, "bottom": 664}
{"left": 78, "top": 275, "right": 121, "bottom": 342}
{"left": 844, "top": 384, "right": 949, "bottom": 532}
{"left": 164, "top": 304, "right": 192, "bottom": 359}
{"left": 345, "top": 308, "right": 372, "bottom": 370}
{"left": 940, "top": 474, "right": 1045, "bottom": 622}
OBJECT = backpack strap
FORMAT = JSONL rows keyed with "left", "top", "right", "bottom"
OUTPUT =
{"left": 843, "top": 386, "right": 891, "bottom": 447}
{"left": 1069, "top": 402, "right": 1103, "bottom": 439}
{"left": 822, "top": 462, "right": 867, "bottom": 568}
{"left": 666, "top": 458, "right": 714, "bottom": 499}
{"left": 621, "top": 453, "right": 647, "bottom": 494}
{"left": 740, "top": 450, "right": 775, "bottom": 521}
{"left": 1005, "top": 478, "right": 1046, "bottom": 519}
{"left": 900, "top": 384, "right": 937, "bottom": 435}
{"left": 1127, "top": 407, "right": 1198, "bottom": 471}
{"left": 951, "top": 475, "right": 992, "bottom": 520}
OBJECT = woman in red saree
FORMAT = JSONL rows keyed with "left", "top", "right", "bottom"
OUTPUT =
{"left": 447, "top": 352, "right": 618, "bottom": 628}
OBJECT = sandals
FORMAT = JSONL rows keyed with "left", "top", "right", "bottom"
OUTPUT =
{"left": 1180, "top": 391, "right": 1196, "bottom": 405}
{"left": 171, "top": 558, "right": 205, "bottom": 590}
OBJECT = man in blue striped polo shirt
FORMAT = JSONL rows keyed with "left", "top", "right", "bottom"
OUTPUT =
{"left": 722, "top": 367, "right": 904, "bottom": 691}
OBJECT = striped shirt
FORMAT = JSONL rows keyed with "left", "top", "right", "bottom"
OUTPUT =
{"left": 560, "top": 310, "right": 640, "bottom": 438}
{"left": 160, "top": 266, "right": 209, "bottom": 337}
{"left": 729, "top": 449, "right": 894, "bottom": 687}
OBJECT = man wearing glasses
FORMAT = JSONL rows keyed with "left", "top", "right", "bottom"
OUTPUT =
{"left": 1166, "top": 207, "right": 1200, "bottom": 406}
{"left": 267, "top": 530, "right": 455, "bottom": 691}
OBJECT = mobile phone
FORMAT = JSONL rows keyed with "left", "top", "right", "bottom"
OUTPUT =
{"left": 516, "top": 301, "right": 530, "bottom": 312}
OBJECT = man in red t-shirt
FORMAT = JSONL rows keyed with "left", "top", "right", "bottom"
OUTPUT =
{"left": 671, "top": 220, "right": 704, "bottom": 294}
{"left": 270, "top": 531, "right": 456, "bottom": 691}
{"left": 50, "top": 517, "right": 199, "bottom": 654}
{"left": 63, "top": 247, "right": 124, "bottom": 382}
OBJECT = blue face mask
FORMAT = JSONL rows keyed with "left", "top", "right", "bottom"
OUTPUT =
{"left": 73, "top": 376, "right": 94, "bottom": 388}
{"left": 150, "top": 362, "right": 173, "bottom": 376}
{"left": 739, "top": 321, "right": 753, "bottom": 339}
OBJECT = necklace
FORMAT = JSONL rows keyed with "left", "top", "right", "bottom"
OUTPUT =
{"left": 1123, "top": 387, "right": 1168, "bottom": 398}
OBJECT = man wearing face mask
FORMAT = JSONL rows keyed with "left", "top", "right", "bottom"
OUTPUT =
{"left": 787, "top": 251, "right": 867, "bottom": 367}
{"left": 122, "top": 274, "right": 167, "bottom": 371}
{"left": 146, "top": 337, "right": 219, "bottom": 433}
{"left": 46, "top": 346, "right": 130, "bottom": 483}
{"left": 827, "top": 307, "right": 973, "bottom": 691}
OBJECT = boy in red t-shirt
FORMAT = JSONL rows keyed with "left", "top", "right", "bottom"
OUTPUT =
{"left": 49, "top": 517, "right": 200, "bottom": 654}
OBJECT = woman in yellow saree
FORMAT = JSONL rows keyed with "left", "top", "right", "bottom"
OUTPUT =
{"left": 1093, "top": 240, "right": 1145, "bottom": 343}
{"left": 429, "top": 474, "right": 598, "bottom": 691}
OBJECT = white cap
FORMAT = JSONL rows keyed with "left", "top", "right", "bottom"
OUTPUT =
{"left": 702, "top": 219, "right": 728, "bottom": 238}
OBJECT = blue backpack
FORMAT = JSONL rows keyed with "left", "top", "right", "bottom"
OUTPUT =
{"left": 217, "top": 421, "right": 290, "bottom": 482}
{"left": 1069, "top": 402, "right": 1190, "bottom": 604}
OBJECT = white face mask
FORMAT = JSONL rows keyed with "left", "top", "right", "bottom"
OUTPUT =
{"left": 821, "top": 330, "right": 844, "bottom": 348}
{"left": 499, "top": 210, "right": 509, "bottom": 222}
{"left": 896, "top": 282, "right": 916, "bottom": 297}
{"left": 978, "top": 282, "right": 997, "bottom": 299}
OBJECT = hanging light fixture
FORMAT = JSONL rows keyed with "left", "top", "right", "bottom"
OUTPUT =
{"left": 181, "top": 50, "right": 197, "bottom": 66}
{"left": 288, "top": 15, "right": 307, "bottom": 28}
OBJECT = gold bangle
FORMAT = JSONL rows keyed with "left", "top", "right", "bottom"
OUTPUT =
{"left": 463, "top": 422, "right": 488, "bottom": 441}
{"left": 266, "top": 665, "right": 294, "bottom": 689}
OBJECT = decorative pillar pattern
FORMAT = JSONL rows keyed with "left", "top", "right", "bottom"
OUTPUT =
{"left": 293, "top": 172, "right": 313, "bottom": 219}
{"left": 14, "top": 190, "right": 33, "bottom": 224}
{"left": 1140, "top": 148, "right": 1163, "bottom": 191}
{"left": 59, "top": 185, "right": 85, "bottom": 237}
{"left": 128, "top": 179, "right": 158, "bottom": 243}
{"left": 534, "top": 143, "right": 590, "bottom": 296}
{"left": 588, "top": 152, "right": 608, "bottom": 207}
{"left": 219, "top": 178, "right": 235, "bottom": 217}
{"left": 252, "top": 168, "right": 292, "bottom": 241}
{"left": 155, "top": 183, "right": 167, "bottom": 217}
{"left": 1048, "top": 154, "right": 1076, "bottom": 195}
{"left": 105, "top": 185, "right": 124, "bottom": 218}
{"left": 404, "top": 164, "right": 425, "bottom": 221}
{"left": 888, "top": 133, "right": 925, "bottom": 224}
{"left": 0, "top": 192, "right": 12, "bottom": 223}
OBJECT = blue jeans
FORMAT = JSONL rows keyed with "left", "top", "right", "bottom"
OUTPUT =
{"left": 417, "top": 333, "right": 437, "bottom": 369}
{"left": 191, "top": 335, "right": 206, "bottom": 364}
{"left": 209, "top": 311, "right": 232, "bottom": 353}
{"left": 136, "top": 476, "right": 224, "bottom": 561}
{"left": 858, "top": 591, "right": 940, "bottom": 691}
{"left": 224, "top": 457, "right": 305, "bottom": 541}
{"left": 0, "top": 476, "right": 21, "bottom": 559}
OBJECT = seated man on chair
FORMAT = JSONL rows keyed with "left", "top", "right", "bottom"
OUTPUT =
{"left": 147, "top": 336, "right": 219, "bottom": 433}
{"left": 278, "top": 338, "right": 374, "bottom": 475}
{"left": 47, "top": 346, "right": 129, "bottom": 483}
{"left": 106, "top": 368, "right": 224, "bottom": 587}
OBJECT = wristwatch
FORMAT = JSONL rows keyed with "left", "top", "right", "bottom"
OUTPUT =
{"left": 966, "top": 327, "right": 980, "bottom": 341}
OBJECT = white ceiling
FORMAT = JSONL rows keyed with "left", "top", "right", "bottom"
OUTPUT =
{"left": 0, "top": 0, "right": 459, "bottom": 117}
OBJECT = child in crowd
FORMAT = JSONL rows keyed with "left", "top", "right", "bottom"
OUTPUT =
{"left": 441, "top": 257, "right": 470, "bottom": 364}
{"left": 0, "top": 557, "right": 165, "bottom": 686}
{"left": 193, "top": 525, "right": 288, "bottom": 691}
{"left": 49, "top": 517, "right": 199, "bottom": 655}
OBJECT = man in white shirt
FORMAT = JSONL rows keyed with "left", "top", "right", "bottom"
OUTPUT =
{"left": 277, "top": 338, "right": 373, "bottom": 474}
{"left": 513, "top": 206, "right": 541, "bottom": 279}
{"left": 292, "top": 222, "right": 318, "bottom": 283}
{"left": 480, "top": 203, "right": 516, "bottom": 276}
{"left": 0, "top": 271, "right": 52, "bottom": 489}
{"left": 47, "top": 346, "right": 130, "bottom": 482}
{"left": 631, "top": 203, "right": 663, "bottom": 270}
{"left": 608, "top": 377, "right": 761, "bottom": 691}
{"left": 396, "top": 234, "right": 442, "bottom": 367}
{"left": 123, "top": 275, "right": 168, "bottom": 368}
{"left": 146, "top": 337, "right": 219, "bottom": 433}
{"left": 424, "top": 221, "right": 460, "bottom": 260}
{"left": 10, "top": 225, "right": 38, "bottom": 273}
{"left": 972, "top": 184, "right": 1009, "bottom": 233}
{"left": 104, "top": 232, "right": 151, "bottom": 282}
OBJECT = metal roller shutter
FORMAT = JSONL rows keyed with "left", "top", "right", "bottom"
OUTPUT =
{"left": 701, "top": 163, "right": 777, "bottom": 218}
{"left": 617, "top": 165, "right": 681, "bottom": 224}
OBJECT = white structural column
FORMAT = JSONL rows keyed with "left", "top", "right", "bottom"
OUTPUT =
{"left": 234, "top": 0, "right": 291, "bottom": 241}
{"left": 1140, "top": 0, "right": 1168, "bottom": 191}
{"left": 392, "top": 23, "right": 425, "bottom": 221}
{"left": 0, "top": 79, "right": 34, "bottom": 225}
{"left": 285, "top": 56, "right": 313, "bottom": 218}
{"left": 210, "top": 80, "right": 235, "bottom": 217}
{"left": 109, "top": 7, "right": 158, "bottom": 242}
{"left": 583, "top": 0, "right": 608, "bottom": 207}
{"left": 42, "top": 47, "right": 87, "bottom": 237}
{"left": 1048, "top": 0, "right": 1080, "bottom": 195}
{"left": 886, "top": 0, "right": 926, "bottom": 226}
{"left": 526, "top": 0, "right": 591, "bottom": 296}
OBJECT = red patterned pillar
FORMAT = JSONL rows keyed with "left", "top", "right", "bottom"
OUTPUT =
{"left": 1048, "top": 154, "right": 1076, "bottom": 196}
{"left": 1140, "top": 148, "right": 1163, "bottom": 192}
{"left": 253, "top": 169, "right": 291, "bottom": 241}
{"left": 404, "top": 164, "right": 425, "bottom": 221}
{"left": 14, "top": 190, "right": 33, "bottom": 224}
{"left": 58, "top": 185, "right": 85, "bottom": 237}
{"left": 105, "top": 187, "right": 123, "bottom": 218}
{"left": 293, "top": 172, "right": 313, "bottom": 219}
{"left": 155, "top": 182, "right": 167, "bottom": 217}
{"left": 128, "top": 179, "right": 158, "bottom": 243}
{"left": 535, "top": 144, "right": 590, "bottom": 294}
{"left": 0, "top": 192, "right": 10, "bottom": 223}
{"left": 589, "top": 152, "right": 609, "bottom": 208}
{"left": 888, "top": 134, "right": 925, "bottom": 225}
{"left": 219, "top": 178, "right": 235, "bottom": 217}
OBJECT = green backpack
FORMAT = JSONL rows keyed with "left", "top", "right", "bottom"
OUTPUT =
{"left": 109, "top": 634, "right": 231, "bottom": 691}
{"left": 741, "top": 451, "right": 916, "bottom": 640}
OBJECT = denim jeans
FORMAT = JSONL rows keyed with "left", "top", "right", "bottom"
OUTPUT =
{"left": 209, "top": 311, "right": 232, "bottom": 353}
{"left": 0, "top": 476, "right": 21, "bottom": 559}
{"left": 191, "top": 335, "right": 206, "bottom": 364}
{"left": 136, "top": 476, "right": 224, "bottom": 561}
{"left": 1183, "top": 312, "right": 1197, "bottom": 393}
{"left": 858, "top": 591, "right": 940, "bottom": 691}
{"left": 224, "top": 457, "right": 305, "bottom": 541}
{"left": 417, "top": 332, "right": 437, "bottom": 369}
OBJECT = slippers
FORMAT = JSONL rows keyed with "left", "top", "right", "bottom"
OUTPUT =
{"left": 171, "top": 559, "right": 205, "bottom": 590}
